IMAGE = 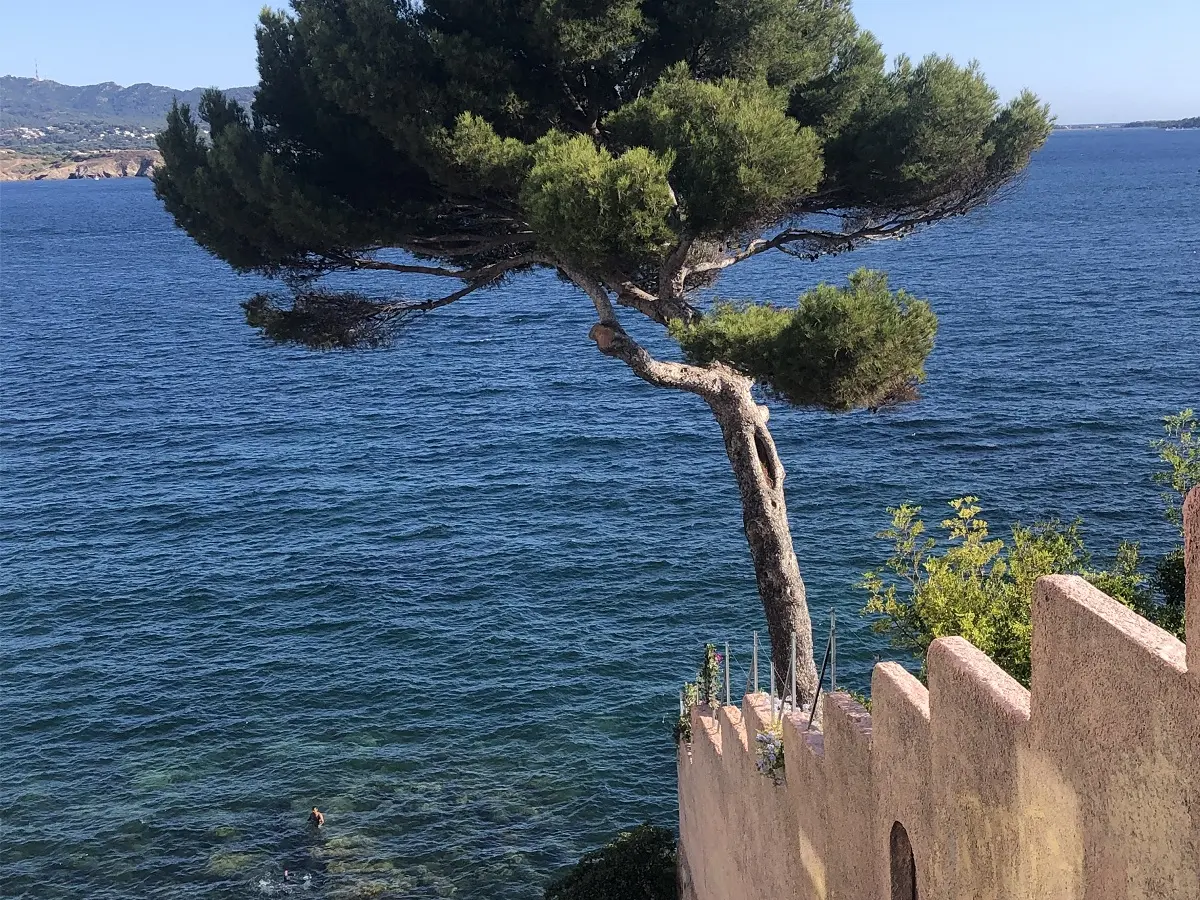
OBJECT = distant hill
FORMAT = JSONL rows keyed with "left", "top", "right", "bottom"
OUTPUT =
{"left": 4, "top": 74, "right": 1196, "bottom": 153}
{"left": 1123, "top": 117, "right": 1200, "bottom": 129}
{"left": 0, "top": 76, "right": 254, "bottom": 152}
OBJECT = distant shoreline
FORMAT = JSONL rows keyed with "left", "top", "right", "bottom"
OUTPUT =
{"left": 2, "top": 125, "right": 1194, "bottom": 183}
{"left": 1056, "top": 118, "right": 1200, "bottom": 131}
{"left": 0, "top": 149, "right": 161, "bottom": 181}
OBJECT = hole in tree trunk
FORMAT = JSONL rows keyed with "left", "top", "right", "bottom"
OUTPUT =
{"left": 753, "top": 429, "right": 778, "bottom": 491}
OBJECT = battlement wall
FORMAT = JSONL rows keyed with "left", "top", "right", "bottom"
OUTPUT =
{"left": 677, "top": 487, "right": 1200, "bottom": 900}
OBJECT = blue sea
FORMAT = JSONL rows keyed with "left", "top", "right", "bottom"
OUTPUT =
{"left": 2, "top": 128, "right": 1198, "bottom": 899}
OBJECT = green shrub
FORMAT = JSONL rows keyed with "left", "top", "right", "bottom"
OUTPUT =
{"left": 861, "top": 410, "right": 1197, "bottom": 682}
{"left": 1135, "top": 408, "right": 1198, "bottom": 640}
{"left": 1141, "top": 548, "right": 1186, "bottom": 640}
{"left": 1151, "top": 409, "right": 1199, "bottom": 531}
{"left": 860, "top": 496, "right": 1144, "bottom": 686}
{"left": 545, "top": 825, "right": 677, "bottom": 900}
{"left": 847, "top": 689, "right": 872, "bottom": 711}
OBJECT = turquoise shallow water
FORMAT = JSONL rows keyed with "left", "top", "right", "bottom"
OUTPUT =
{"left": 2, "top": 129, "right": 1198, "bottom": 898}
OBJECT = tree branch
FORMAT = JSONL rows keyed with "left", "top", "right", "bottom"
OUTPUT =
{"left": 344, "top": 258, "right": 477, "bottom": 277}
{"left": 589, "top": 263, "right": 700, "bottom": 328}
{"left": 405, "top": 232, "right": 538, "bottom": 258}
{"left": 559, "top": 265, "right": 726, "bottom": 399}
{"left": 559, "top": 262, "right": 619, "bottom": 325}
{"left": 371, "top": 279, "right": 493, "bottom": 318}
{"left": 611, "top": 281, "right": 669, "bottom": 322}
{"left": 659, "top": 237, "right": 694, "bottom": 300}
{"left": 689, "top": 191, "right": 995, "bottom": 277}
{"left": 246, "top": 253, "right": 547, "bottom": 348}
{"left": 343, "top": 252, "right": 541, "bottom": 280}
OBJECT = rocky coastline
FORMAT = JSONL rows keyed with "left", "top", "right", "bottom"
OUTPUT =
{"left": 0, "top": 149, "right": 161, "bottom": 181}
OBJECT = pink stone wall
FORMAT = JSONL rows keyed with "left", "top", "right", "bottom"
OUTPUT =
{"left": 678, "top": 486, "right": 1200, "bottom": 900}
{"left": 1185, "top": 486, "right": 1199, "bottom": 672}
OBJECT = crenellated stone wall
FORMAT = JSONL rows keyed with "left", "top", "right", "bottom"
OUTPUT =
{"left": 678, "top": 487, "right": 1200, "bottom": 900}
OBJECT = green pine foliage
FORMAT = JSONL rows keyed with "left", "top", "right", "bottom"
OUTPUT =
{"left": 544, "top": 825, "right": 677, "bottom": 900}
{"left": 433, "top": 113, "right": 534, "bottom": 194}
{"left": 606, "top": 66, "right": 824, "bottom": 232}
{"left": 671, "top": 270, "right": 937, "bottom": 410}
{"left": 155, "top": 0, "right": 1052, "bottom": 402}
{"left": 825, "top": 57, "right": 1049, "bottom": 208}
{"left": 522, "top": 136, "right": 678, "bottom": 267}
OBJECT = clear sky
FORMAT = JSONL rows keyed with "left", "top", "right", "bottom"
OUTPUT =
{"left": 1, "top": 0, "right": 1196, "bottom": 124}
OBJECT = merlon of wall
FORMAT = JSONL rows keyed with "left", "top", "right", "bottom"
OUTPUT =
{"left": 678, "top": 485, "right": 1200, "bottom": 900}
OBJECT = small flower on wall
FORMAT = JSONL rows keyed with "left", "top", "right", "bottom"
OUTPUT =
{"left": 755, "top": 721, "right": 785, "bottom": 784}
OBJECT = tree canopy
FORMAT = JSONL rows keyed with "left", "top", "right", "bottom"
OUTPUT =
{"left": 156, "top": 0, "right": 1051, "bottom": 410}
{"left": 156, "top": 0, "right": 1052, "bottom": 695}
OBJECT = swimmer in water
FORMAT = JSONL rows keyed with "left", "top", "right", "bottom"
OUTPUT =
{"left": 308, "top": 807, "right": 325, "bottom": 828}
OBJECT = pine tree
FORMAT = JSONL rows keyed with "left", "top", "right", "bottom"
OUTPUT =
{"left": 155, "top": 0, "right": 1052, "bottom": 702}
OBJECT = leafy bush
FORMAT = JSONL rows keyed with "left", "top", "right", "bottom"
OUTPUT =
{"left": 673, "top": 681, "right": 699, "bottom": 745}
{"left": 544, "top": 825, "right": 677, "bottom": 900}
{"left": 847, "top": 689, "right": 872, "bottom": 711}
{"left": 1133, "top": 408, "right": 1197, "bottom": 640}
{"left": 861, "top": 409, "right": 1198, "bottom": 684}
{"left": 1142, "top": 548, "right": 1186, "bottom": 640}
{"left": 1152, "top": 409, "right": 1199, "bottom": 530}
{"left": 860, "top": 497, "right": 1143, "bottom": 686}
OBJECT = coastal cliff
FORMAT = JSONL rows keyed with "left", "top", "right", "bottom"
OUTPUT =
{"left": 0, "top": 149, "right": 161, "bottom": 181}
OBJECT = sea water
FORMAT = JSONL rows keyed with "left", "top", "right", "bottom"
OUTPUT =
{"left": 2, "top": 129, "right": 1198, "bottom": 898}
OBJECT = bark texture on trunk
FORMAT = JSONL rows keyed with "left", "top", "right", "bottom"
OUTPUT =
{"left": 565, "top": 265, "right": 819, "bottom": 705}
{"left": 705, "top": 374, "right": 819, "bottom": 705}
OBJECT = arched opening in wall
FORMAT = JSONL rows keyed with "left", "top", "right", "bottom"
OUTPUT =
{"left": 890, "top": 821, "right": 918, "bottom": 900}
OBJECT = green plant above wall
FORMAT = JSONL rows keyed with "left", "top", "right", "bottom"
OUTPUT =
{"left": 674, "top": 644, "right": 723, "bottom": 744}
{"left": 861, "top": 410, "right": 1197, "bottom": 687}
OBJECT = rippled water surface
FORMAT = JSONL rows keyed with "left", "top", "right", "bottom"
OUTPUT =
{"left": 2, "top": 129, "right": 1198, "bottom": 898}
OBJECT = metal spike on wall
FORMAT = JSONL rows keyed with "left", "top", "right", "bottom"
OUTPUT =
{"left": 769, "top": 661, "right": 776, "bottom": 724}
{"left": 724, "top": 642, "right": 731, "bottom": 706}
{"left": 790, "top": 632, "right": 797, "bottom": 716}
{"left": 830, "top": 609, "right": 837, "bottom": 694}
{"left": 751, "top": 631, "right": 758, "bottom": 694}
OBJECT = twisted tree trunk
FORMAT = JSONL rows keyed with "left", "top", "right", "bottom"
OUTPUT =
{"left": 706, "top": 373, "right": 819, "bottom": 705}
{"left": 568, "top": 263, "right": 819, "bottom": 706}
